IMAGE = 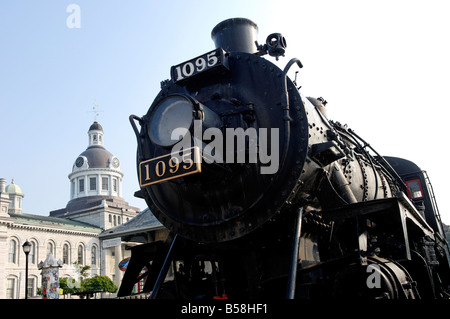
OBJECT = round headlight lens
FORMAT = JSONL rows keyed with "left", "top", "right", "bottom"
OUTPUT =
{"left": 148, "top": 95, "right": 194, "bottom": 147}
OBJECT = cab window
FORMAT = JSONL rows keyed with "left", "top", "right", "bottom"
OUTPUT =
{"left": 406, "top": 179, "right": 424, "bottom": 199}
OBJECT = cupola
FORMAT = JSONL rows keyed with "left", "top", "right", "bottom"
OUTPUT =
{"left": 68, "top": 121, "right": 123, "bottom": 200}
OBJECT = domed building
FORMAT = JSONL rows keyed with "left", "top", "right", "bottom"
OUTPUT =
{"left": 0, "top": 120, "right": 143, "bottom": 298}
{"left": 0, "top": 177, "right": 103, "bottom": 299}
{"left": 50, "top": 121, "right": 140, "bottom": 230}
{"left": 69, "top": 121, "right": 122, "bottom": 201}
{"left": 5, "top": 179, "right": 24, "bottom": 214}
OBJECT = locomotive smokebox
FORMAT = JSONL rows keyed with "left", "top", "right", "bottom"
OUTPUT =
{"left": 211, "top": 18, "right": 258, "bottom": 54}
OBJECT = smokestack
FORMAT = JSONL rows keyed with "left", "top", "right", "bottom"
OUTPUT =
{"left": 211, "top": 18, "right": 258, "bottom": 54}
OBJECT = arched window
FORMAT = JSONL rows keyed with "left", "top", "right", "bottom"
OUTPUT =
{"left": 29, "top": 241, "right": 37, "bottom": 264}
{"left": 47, "top": 241, "right": 55, "bottom": 257}
{"left": 8, "top": 240, "right": 17, "bottom": 263}
{"left": 91, "top": 246, "right": 97, "bottom": 265}
{"left": 63, "top": 243, "right": 70, "bottom": 265}
{"left": 6, "top": 277, "right": 16, "bottom": 299}
{"left": 77, "top": 244, "right": 84, "bottom": 264}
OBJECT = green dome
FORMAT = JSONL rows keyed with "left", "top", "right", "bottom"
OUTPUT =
{"left": 5, "top": 179, "right": 23, "bottom": 195}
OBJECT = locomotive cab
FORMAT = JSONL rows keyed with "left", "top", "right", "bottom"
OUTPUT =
{"left": 384, "top": 156, "right": 447, "bottom": 240}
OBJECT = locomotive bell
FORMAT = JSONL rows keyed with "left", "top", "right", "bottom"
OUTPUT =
{"left": 211, "top": 18, "right": 259, "bottom": 54}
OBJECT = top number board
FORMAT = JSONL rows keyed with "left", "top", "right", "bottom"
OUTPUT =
{"left": 170, "top": 48, "right": 228, "bottom": 83}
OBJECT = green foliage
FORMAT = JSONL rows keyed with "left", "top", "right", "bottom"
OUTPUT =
{"left": 82, "top": 275, "right": 118, "bottom": 293}
{"left": 72, "top": 261, "right": 91, "bottom": 280}
{"left": 60, "top": 262, "right": 117, "bottom": 296}
{"left": 60, "top": 277, "right": 79, "bottom": 295}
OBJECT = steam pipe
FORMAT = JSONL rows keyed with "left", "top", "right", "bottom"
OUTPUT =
{"left": 280, "top": 58, "right": 303, "bottom": 171}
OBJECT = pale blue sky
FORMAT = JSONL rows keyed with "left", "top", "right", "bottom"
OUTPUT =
{"left": 1, "top": 0, "right": 450, "bottom": 223}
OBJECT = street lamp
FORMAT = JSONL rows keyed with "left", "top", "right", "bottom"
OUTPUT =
{"left": 22, "top": 240, "right": 31, "bottom": 299}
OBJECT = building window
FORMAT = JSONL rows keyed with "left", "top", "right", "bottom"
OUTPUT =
{"left": 91, "top": 246, "right": 97, "bottom": 265}
{"left": 8, "top": 240, "right": 17, "bottom": 263}
{"left": 89, "top": 177, "right": 97, "bottom": 191}
{"left": 113, "top": 215, "right": 116, "bottom": 226}
{"left": 113, "top": 178, "right": 117, "bottom": 192}
{"left": 63, "top": 243, "right": 70, "bottom": 264}
{"left": 27, "top": 277, "right": 35, "bottom": 298}
{"left": 47, "top": 242, "right": 55, "bottom": 257}
{"left": 78, "top": 245, "right": 84, "bottom": 264}
{"left": 102, "top": 177, "right": 108, "bottom": 191}
{"left": 109, "top": 214, "right": 112, "bottom": 223}
{"left": 79, "top": 178, "right": 84, "bottom": 192}
{"left": 29, "top": 241, "right": 36, "bottom": 264}
{"left": 6, "top": 278, "right": 15, "bottom": 299}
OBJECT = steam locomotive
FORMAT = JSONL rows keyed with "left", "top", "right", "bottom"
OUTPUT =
{"left": 119, "top": 18, "right": 450, "bottom": 299}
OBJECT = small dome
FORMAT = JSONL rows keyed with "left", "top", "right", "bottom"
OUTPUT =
{"left": 6, "top": 179, "right": 23, "bottom": 195}
{"left": 72, "top": 121, "right": 121, "bottom": 171}
{"left": 89, "top": 121, "right": 103, "bottom": 132}
{"left": 78, "top": 146, "right": 114, "bottom": 169}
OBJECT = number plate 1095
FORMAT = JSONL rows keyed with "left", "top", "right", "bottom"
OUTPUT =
{"left": 139, "top": 146, "right": 201, "bottom": 187}
{"left": 171, "top": 48, "right": 227, "bottom": 83}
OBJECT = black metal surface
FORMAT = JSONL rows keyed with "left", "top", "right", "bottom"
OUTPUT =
{"left": 211, "top": 18, "right": 258, "bottom": 54}
{"left": 286, "top": 207, "right": 303, "bottom": 299}
{"left": 138, "top": 51, "right": 308, "bottom": 243}
{"left": 121, "top": 18, "right": 450, "bottom": 299}
{"left": 149, "top": 234, "right": 178, "bottom": 299}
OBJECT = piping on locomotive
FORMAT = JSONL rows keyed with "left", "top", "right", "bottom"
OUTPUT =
{"left": 119, "top": 18, "right": 450, "bottom": 299}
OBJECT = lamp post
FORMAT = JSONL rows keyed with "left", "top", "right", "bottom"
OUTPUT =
{"left": 22, "top": 240, "right": 31, "bottom": 299}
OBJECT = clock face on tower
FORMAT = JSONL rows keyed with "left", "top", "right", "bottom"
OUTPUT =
{"left": 75, "top": 157, "right": 84, "bottom": 168}
{"left": 112, "top": 157, "right": 120, "bottom": 168}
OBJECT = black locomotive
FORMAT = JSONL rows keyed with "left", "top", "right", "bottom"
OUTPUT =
{"left": 119, "top": 18, "right": 450, "bottom": 299}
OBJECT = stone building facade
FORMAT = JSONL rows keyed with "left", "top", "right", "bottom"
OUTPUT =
{"left": 0, "top": 121, "right": 140, "bottom": 298}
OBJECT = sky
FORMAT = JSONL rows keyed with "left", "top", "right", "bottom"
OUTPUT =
{"left": 1, "top": 0, "right": 450, "bottom": 224}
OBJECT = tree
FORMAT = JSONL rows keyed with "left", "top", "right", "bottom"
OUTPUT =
{"left": 73, "top": 261, "right": 91, "bottom": 280}
{"left": 82, "top": 275, "right": 118, "bottom": 294}
{"left": 60, "top": 277, "right": 79, "bottom": 295}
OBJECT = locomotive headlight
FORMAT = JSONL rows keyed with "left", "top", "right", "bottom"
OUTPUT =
{"left": 148, "top": 94, "right": 222, "bottom": 148}
{"left": 148, "top": 95, "right": 195, "bottom": 147}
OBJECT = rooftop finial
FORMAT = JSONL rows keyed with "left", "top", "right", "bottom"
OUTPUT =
{"left": 90, "top": 99, "right": 103, "bottom": 122}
